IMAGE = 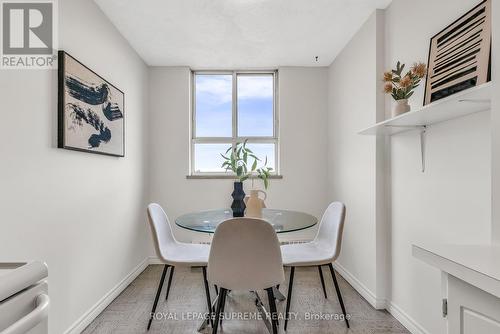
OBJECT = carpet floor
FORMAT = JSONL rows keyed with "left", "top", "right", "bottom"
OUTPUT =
{"left": 82, "top": 265, "right": 409, "bottom": 334}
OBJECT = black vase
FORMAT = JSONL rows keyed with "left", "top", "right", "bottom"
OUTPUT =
{"left": 231, "top": 181, "right": 246, "bottom": 217}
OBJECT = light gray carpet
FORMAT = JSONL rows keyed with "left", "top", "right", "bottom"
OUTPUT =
{"left": 82, "top": 265, "right": 409, "bottom": 333}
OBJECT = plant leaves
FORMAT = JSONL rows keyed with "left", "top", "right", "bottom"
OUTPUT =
{"left": 252, "top": 159, "right": 257, "bottom": 171}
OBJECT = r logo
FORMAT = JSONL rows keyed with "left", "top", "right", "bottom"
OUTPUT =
{"left": 2, "top": 2, "right": 53, "bottom": 54}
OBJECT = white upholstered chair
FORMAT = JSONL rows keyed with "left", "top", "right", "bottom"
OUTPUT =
{"left": 208, "top": 218, "right": 285, "bottom": 334}
{"left": 146, "top": 203, "right": 213, "bottom": 330}
{"left": 280, "top": 201, "right": 349, "bottom": 330}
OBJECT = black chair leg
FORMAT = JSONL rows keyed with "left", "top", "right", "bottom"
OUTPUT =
{"left": 214, "top": 284, "right": 219, "bottom": 296}
{"left": 318, "top": 265, "right": 328, "bottom": 298}
{"left": 165, "top": 266, "right": 174, "bottom": 300}
{"left": 212, "top": 288, "right": 227, "bottom": 334}
{"left": 147, "top": 265, "right": 169, "bottom": 330}
{"left": 284, "top": 266, "right": 295, "bottom": 331}
{"left": 219, "top": 289, "right": 226, "bottom": 326}
{"left": 266, "top": 288, "right": 279, "bottom": 334}
{"left": 201, "top": 267, "right": 214, "bottom": 328}
{"left": 328, "top": 263, "right": 350, "bottom": 328}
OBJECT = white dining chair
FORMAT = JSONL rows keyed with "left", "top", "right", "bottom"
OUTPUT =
{"left": 146, "top": 203, "right": 213, "bottom": 330}
{"left": 208, "top": 218, "right": 285, "bottom": 334}
{"left": 280, "top": 201, "right": 349, "bottom": 330}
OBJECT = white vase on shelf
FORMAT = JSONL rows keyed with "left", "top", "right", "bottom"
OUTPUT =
{"left": 393, "top": 99, "right": 410, "bottom": 117}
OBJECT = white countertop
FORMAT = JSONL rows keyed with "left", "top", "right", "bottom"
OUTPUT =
{"left": 413, "top": 243, "right": 500, "bottom": 298}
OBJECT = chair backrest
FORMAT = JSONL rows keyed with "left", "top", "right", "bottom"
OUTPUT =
{"left": 208, "top": 218, "right": 284, "bottom": 291}
{"left": 314, "top": 202, "right": 346, "bottom": 261}
{"left": 147, "top": 203, "right": 178, "bottom": 263}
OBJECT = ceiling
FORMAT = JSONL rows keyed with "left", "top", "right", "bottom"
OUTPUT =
{"left": 94, "top": 0, "right": 392, "bottom": 68}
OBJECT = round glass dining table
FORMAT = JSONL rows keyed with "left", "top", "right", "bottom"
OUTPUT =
{"left": 175, "top": 208, "right": 318, "bottom": 234}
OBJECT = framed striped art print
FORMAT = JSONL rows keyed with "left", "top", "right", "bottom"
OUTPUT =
{"left": 424, "top": 0, "right": 491, "bottom": 105}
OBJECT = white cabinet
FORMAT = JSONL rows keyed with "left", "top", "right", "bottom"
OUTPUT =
{"left": 413, "top": 244, "right": 500, "bottom": 334}
{"left": 447, "top": 274, "right": 500, "bottom": 334}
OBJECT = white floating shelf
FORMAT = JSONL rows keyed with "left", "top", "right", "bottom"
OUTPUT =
{"left": 359, "top": 83, "right": 492, "bottom": 136}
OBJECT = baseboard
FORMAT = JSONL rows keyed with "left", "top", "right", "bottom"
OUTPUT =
{"left": 386, "top": 301, "right": 430, "bottom": 334}
{"left": 64, "top": 257, "right": 150, "bottom": 334}
{"left": 333, "top": 262, "right": 429, "bottom": 334}
{"left": 148, "top": 256, "right": 163, "bottom": 264}
{"left": 332, "top": 262, "right": 386, "bottom": 309}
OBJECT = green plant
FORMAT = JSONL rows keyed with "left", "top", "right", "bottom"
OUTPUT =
{"left": 220, "top": 140, "right": 273, "bottom": 189}
{"left": 384, "top": 61, "right": 427, "bottom": 100}
{"left": 256, "top": 160, "right": 273, "bottom": 190}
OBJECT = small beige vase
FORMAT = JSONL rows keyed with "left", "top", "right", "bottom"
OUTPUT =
{"left": 393, "top": 99, "right": 411, "bottom": 117}
{"left": 244, "top": 190, "right": 267, "bottom": 218}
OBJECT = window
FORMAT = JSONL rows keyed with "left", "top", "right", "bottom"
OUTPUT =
{"left": 191, "top": 71, "right": 279, "bottom": 175}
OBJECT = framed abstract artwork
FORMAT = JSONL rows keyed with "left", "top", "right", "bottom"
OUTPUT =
{"left": 58, "top": 51, "right": 125, "bottom": 157}
{"left": 424, "top": 0, "right": 491, "bottom": 105}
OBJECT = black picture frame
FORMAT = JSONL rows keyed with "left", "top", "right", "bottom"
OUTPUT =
{"left": 58, "top": 50, "right": 125, "bottom": 157}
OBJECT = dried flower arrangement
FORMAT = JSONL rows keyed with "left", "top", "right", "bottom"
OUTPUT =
{"left": 384, "top": 61, "right": 427, "bottom": 100}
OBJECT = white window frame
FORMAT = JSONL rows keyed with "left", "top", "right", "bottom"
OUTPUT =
{"left": 189, "top": 70, "right": 280, "bottom": 177}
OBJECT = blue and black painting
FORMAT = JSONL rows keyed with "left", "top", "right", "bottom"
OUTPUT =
{"left": 67, "top": 103, "right": 111, "bottom": 148}
{"left": 65, "top": 76, "right": 123, "bottom": 149}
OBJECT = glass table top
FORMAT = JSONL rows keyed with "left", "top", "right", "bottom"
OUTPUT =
{"left": 175, "top": 208, "right": 318, "bottom": 234}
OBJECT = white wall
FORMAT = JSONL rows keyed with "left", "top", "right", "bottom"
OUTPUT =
{"left": 327, "top": 11, "right": 386, "bottom": 305}
{"left": 148, "top": 66, "right": 328, "bottom": 242}
{"left": 386, "top": 1, "right": 491, "bottom": 333}
{"left": 0, "top": 1, "right": 150, "bottom": 333}
{"left": 328, "top": 1, "right": 493, "bottom": 333}
{"left": 491, "top": 0, "right": 500, "bottom": 244}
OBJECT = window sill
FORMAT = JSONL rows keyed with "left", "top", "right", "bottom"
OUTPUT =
{"left": 186, "top": 175, "right": 283, "bottom": 180}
